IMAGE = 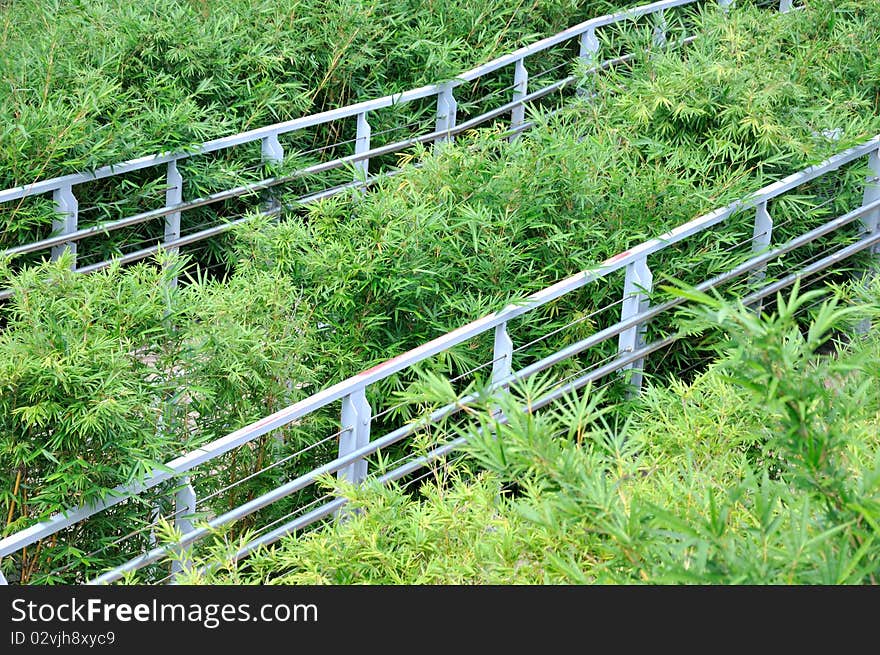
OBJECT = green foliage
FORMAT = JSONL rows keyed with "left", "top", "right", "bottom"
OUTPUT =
{"left": 193, "top": 282, "right": 880, "bottom": 584}
{"left": 0, "top": 0, "right": 618, "bottom": 185}
{"left": 0, "top": 254, "right": 319, "bottom": 583}
{"left": 4, "top": 0, "right": 880, "bottom": 584}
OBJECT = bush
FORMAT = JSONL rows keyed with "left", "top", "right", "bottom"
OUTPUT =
{"left": 189, "top": 281, "right": 880, "bottom": 584}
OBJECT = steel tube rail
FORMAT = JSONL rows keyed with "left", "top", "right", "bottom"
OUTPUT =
{"left": 1, "top": 133, "right": 876, "bottom": 564}
{"left": 0, "top": 47, "right": 644, "bottom": 263}
{"left": 0, "top": 38, "right": 689, "bottom": 290}
{"left": 0, "top": 0, "right": 706, "bottom": 206}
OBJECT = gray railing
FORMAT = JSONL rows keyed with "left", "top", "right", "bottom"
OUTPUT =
{"left": 0, "top": 0, "right": 816, "bottom": 585}
{"left": 0, "top": 0, "right": 800, "bottom": 299}
{"left": 0, "top": 126, "right": 875, "bottom": 585}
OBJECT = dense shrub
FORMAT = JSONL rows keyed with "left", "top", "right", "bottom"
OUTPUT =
{"left": 188, "top": 282, "right": 880, "bottom": 584}
{"left": 0, "top": 0, "right": 628, "bottom": 186}
{"left": 2, "top": 0, "right": 880, "bottom": 582}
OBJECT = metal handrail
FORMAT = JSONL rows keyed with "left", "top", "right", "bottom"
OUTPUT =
{"left": 0, "top": 0, "right": 719, "bottom": 284}
{"left": 89, "top": 139, "right": 880, "bottom": 585}
{"left": 0, "top": 126, "right": 875, "bottom": 584}
{"left": 0, "top": 0, "right": 703, "bottom": 203}
{"left": 0, "top": 0, "right": 821, "bottom": 585}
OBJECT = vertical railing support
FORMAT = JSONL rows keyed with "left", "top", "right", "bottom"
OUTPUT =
{"left": 354, "top": 111, "right": 372, "bottom": 184}
{"left": 261, "top": 133, "right": 284, "bottom": 165}
{"left": 652, "top": 11, "right": 668, "bottom": 48}
{"left": 164, "top": 160, "right": 182, "bottom": 255}
{"left": 577, "top": 26, "right": 600, "bottom": 97}
{"left": 435, "top": 83, "right": 458, "bottom": 146}
{"left": 336, "top": 388, "right": 372, "bottom": 519}
{"left": 618, "top": 257, "right": 653, "bottom": 394}
{"left": 747, "top": 201, "right": 773, "bottom": 314}
{"left": 748, "top": 201, "right": 774, "bottom": 311}
{"left": 51, "top": 185, "right": 78, "bottom": 268}
{"left": 510, "top": 59, "right": 528, "bottom": 140}
{"left": 337, "top": 388, "right": 372, "bottom": 485}
{"left": 490, "top": 322, "right": 514, "bottom": 386}
{"left": 163, "top": 159, "right": 183, "bottom": 287}
{"left": 490, "top": 322, "right": 514, "bottom": 420}
{"left": 856, "top": 147, "right": 880, "bottom": 335}
{"left": 261, "top": 133, "right": 284, "bottom": 213}
{"left": 170, "top": 478, "right": 197, "bottom": 579}
{"left": 862, "top": 148, "right": 880, "bottom": 258}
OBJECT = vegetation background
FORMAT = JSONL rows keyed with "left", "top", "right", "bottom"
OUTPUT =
{"left": 0, "top": 0, "right": 878, "bottom": 583}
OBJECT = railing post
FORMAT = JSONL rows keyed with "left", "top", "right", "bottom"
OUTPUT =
{"left": 652, "top": 10, "right": 668, "bottom": 48}
{"left": 435, "top": 83, "right": 458, "bottom": 146}
{"left": 862, "top": 147, "right": 880, "bottom": 258}
{"left": 748, "top": 201, "right": 774, "bottom": 313}
{"left": 171, "top": 478, "right": 197, "bottom": 579}
{"left": 510, "top": 59, "right": 528, "bottom": 140}
{"left": 354, "top": 111, "right": 372, "bottom": 184}
{"left": 337, "top": 388, "right": 372, "bottom": 486}
{"left": 164, "top": 160, "right": 182, "bottom": 254}
{"left": 261, "top": 133, "right": 284, "bottom": 212}
{"left": 618, "top": 257, "right": 653, "bottom": 394}
{"left": 51, "top": 185, "right": 78, "bottom": 268}
{"left": 490, "top": 322, "right": 514, "bottom": 386}
{"left": 490, "top": 321, "right": 514, "bottom": 420}
{"left": 577, "top": 26, "right": 600, "bottom": 97}
{"left": 856, "top": 147, "right": 880, "bottom": 335}
{"left": 779, "top": 0, "right": 793, "bottom": 13}
{"left": 163, "top": 159, "right": 183, "bottom": 287}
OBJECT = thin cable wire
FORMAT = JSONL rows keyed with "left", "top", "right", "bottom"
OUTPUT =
{"left": 660, "top": 256, "right": 858, "bottom": 382}
{"left": 371, "top": 351, "right": 510, "bottom": 424}
{"left": 45, "top": 505, "right": 182, "bottom": 578}
{"left": 248, "top": 491, "right": 336, "bottom": 540}
{"left": 448, "top": 353, "right": 508, "bottom": 384}
{"left": 45, "top": 422, "right": 346, "bottom": 578}
{"left": 513, "top": 296, "right": 627, "bottom": 354}
{"left": 78, "top": 192, "right": 171, "bottom": 216}
{"left": 399, "top": 452, "right": 470, "bottom": 492}
{"left": 196, "top": 428, "right": 347, "bottom": 506}
{"left": 372, "top": 117, "right": 433, "bottom": 139}
{"left": 547, "top": 347, "right": 629, "bottom": 391}
{"left": 712, "top": 216, "right": 797, "bottom": 258}
{"left": 372, "top": 348, "right": 626, "bottom": 476}
{"left": 48, "top": 429, "right": 343, "bottom": 579}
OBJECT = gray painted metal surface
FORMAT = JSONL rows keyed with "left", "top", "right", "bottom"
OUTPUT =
{"left": 0, "top": 0, "right": 820, "bottom": 584}
{"left": 0, "top": 130, "right": 872, "bottom": 584}
{"left": 0, "top": 0, "right": 772, "bottom": 291}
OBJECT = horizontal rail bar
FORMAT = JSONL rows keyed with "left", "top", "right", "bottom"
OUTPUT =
{"left": 0, "top": 0, "right": 705, "bottom": 204}
{"left": 1, "top": 51, "right": 620, "bottom": 263}
{"left": 2, "top": 133, "right": 876, "bottom": 559}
